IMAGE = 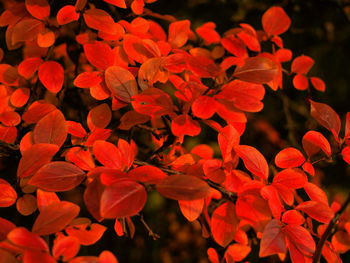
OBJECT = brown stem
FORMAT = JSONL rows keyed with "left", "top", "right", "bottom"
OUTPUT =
{"left": 139, "top": 214, "right": 160, "bottom": 240}
{"left": 313, "top": 192, "right": 350, "bottom": 263}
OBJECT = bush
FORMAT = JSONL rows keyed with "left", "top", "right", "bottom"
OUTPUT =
{"left": 0, "top": 0, "right": 349, "bottom": 262}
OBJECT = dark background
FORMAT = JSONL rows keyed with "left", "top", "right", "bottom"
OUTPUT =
{"left": 0, "top": 0, "right": 349, "bottom": 262}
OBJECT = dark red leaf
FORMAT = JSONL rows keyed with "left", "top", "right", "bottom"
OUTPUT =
{"left": 262, "top": 6, "right": 291, "bottom": 36}
{"left": 302, "top": 130, "right": 331, "bottom": 157}
{"left": 259, "top": 219, "right": 286, "bottom": 257}
{"left": 296, "top": 200, "right": 334, "bottom": 224}
{"left": 156, "top": 174, "right": 212, "bottom": 201}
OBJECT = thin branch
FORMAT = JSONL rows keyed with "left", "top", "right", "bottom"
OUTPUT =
{"left": 313, "top": 192, "right": 350, "bottom": 263}
{"left": 139, "top": 214, "right": 160, "bottom": 240}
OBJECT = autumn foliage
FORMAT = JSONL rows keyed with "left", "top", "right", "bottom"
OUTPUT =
{"left": 0, "top": 0, "right": 349, "bottom": 262}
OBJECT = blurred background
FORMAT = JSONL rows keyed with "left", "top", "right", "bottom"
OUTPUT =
{"left": 0, "top": 0, "right": 349, "bottom": 262}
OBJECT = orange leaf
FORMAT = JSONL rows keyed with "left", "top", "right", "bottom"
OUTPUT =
{"left": 196, "top": 22, "right": 220, "bottom": 45}
{"left": 37, "top": 28, "right": 55, "bottom": 48}
{"left": 93, "top": 140, "right": 122, "bottom": 169}
{"left": 32, "top": 201, "right": 80, "bottom": 235}
{"left": 0, "top": 217, "right": 16, "bottom": 241}
{"left": 274, "top": 147, "right": 305, "bottom": 168}
{"left": 17, "top": 143, "right": 59, "bottom": 178}
{"left": 33, "top": 109, "right": 67, "bottom": 147}
{"left": 296, "top": 201, "right": 334, "bottom": 223}
{"left": 56, "top": 5, "right": 79, "bottom": 25}
{"left": 281, "top": 210, "right": 305, "bottom": 225}
{"left": 292, "top": 74, "right": 309, "bottom": 90}
{"left": 66, "top": 147, "right": 95, "bottom": 171}
{"left": 23, "top": 249, "right": 56, "bottom": 263}
{"left": 25, "top": 0, "right": 50, "bottom": 20}
{"left": 233, "top": 56, "right": 278, "bottom": 84}
{"left": 105, "top": 66, "right": 138, "bottom": 103}
{"left": 66, "top": 121, "right": 87, "bottom": 138}
{"left": 310, "top": 100, "right": 341, "bottom": 140}
{"left": 234, "top": 145, "right": 269, "bottom": 179}
{"left": 38, "top": 61, "right": 64, "bottom": 93}
{"left": 178, "top": 199, "right": 204, "bottom": 222}
{"left": 83, "top": 42, "right": 114, "bottom": 70}
{"left": 303, "top": 183, "right": 329, "bottom": 205}
{"left": 100, "top": 179, "right": 147, "bottom": 218}
{"left": 98, "top": 250, "right": 119, "bottom": 263}
{"left": 218, "top": 124, "right": 240, "bottom": 163}
{"left": 168, "top": 20, "right": 191, "bottom": 48}
{"left": 262, "top": 6, "right": 291, "bottom": 36}
{"left": 36, "top": 189, "right": 60, "bottom": 211}
{"left": 302, "top": 130, "right": 331, "bottom": 157}
{"left": 171, "top": 114, "right": 201, "bottom": 138}
{"left": 156, "top": 174, "right": 211, "bottom": 201}
{"left": 103, "top": 0, "right": 126, "bottom": 8}
{"left": 83, "top": 8, "right": 118, "bottom": 35}
{"left": 0, "top": 125, "right": 17, "bottom": 143}
{"left": 341, "top": 146, "right": 350, "bottom": 165}
{"left": 211, "top": 202, "right": 239, "bottom": 247}
{"left": 291, "top": 55, "right": 314, "bottom": 74}
{"left": 191, "top": 96, "right": 216, "bottom": 119}
{"left": 259, "top": 219, "right": 286, "bottom": 257}
{"left": 28, "top": 161, "right": 85, "bottom": 192}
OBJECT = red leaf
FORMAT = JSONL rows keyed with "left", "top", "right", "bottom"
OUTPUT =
{"left": 25, "top": 0, "right": 50, "bottom": 20}
{"left": 93, "top": 140, "right": 122, "bottom": 170}
{"left": 262, "top": 6, "right": 291, "bottom": 36}
{"left": 292, "top": 74, "right": 309, "bottom": 90}
{"left": 73, "top": 71, "right": 102, "bottom": 88}
{"left": 302, "top": 130, "right": 331, "bottom": 157}
{"left": 234, "top": 145, "right": 269, "bottom": 179}
{"left": 23, "top": 249, "right": 56, "bottom": 263}
{"left": 36, "top": 189, "right": 60, "bottom": 211}
{"left": 296, "top": 201, "right": 334, "bottom": 223}
{"left": 66, "top": 121, "right": 87, "bottom": 138}
{"left": 131, "top": 88, "right": 174, "bottom": 117}
{"left": 52, "top": 235, "right": 80, "bottom": 261}
{"left": 345, "top": 112, "right": 350, "bottom": 140}
{"left": 83, "top": 8, "right": 118, "bottom": 35}
{"left": 87, "top": 103, "right": 112, "bottom": 131}
{"left": 103, "top": 0, "right": 126, "bottom": 8}
{"left": 282, "top": 210, "right": 305, "bottom": 225}
{"left": 310, "top": 77, "right": 325, "bottom": 92}
{"left": 33, "top": 109, "right": 67, "bottom": 147}
{"left": 207, "top": 248, "right": 219, "bottom": 263}
{"left": 156, "top": 174, "right": 211, "bottom": 201}
{"left": 341, "top": 146, "right": 350, "bottom": 165}
{"left": 22, "top": 100, "right": 56, "bottom": 124}
{"left": 118, "top": 110, "right": 150, "bottom": 130}
{"left": 272, "top": 168, "right": 308, "bottom": 189}
{"left": 105, "top": 66, "right": 138, "bottom": 103}
{"left": 304, "top": 182, "right": 329, "bottom": 205}
{"left": 310, "top": 100, "right": 341, "bottom": 140}
{"left": 18, "top": 57, "right": 43, "bottom": 79}
{"left": 224, "top": 243, "right": 251, "bottom": 262}
{"left": 83, "top": 42, "right": 114, "bottom": 70}
{"left": 0, "top": 217, "right": 16, "bottom": 241}
{"left": 259, "top": 219, "right": 286, "bottom": 257}
{"left": 65, "top": 223, "right": 106, "bottom": 245}
{"left": 7, "top": 227, "right": 48, "bottom": 251}
{"left": 28, "top": 161, "right": 85, "bottom": 192}
{"left": 128, "top": 165, "right": 167, "bottom": 184}
{"left": 98, "top": 250, "right": 118, "bottom": 263}
{"left": 17, "top": 143, "right": 59, "bottom": 178}
{"left": 196, "top": 22, "right": 220, "bottom": 45}
{"left": 291, "top": 55, "right": 314, "bottom": 74}
{"left": 284, "top": 224, "right": 316, "bottom": 256}
{"left": 218, "top": 124, "right": 240, "bottom": 163}
{"left": 32, "top": 201, "right": 80, "bottom": 235}
{"left": 66, "top": 147, "right": 95, "bottom": 171}
{"left": 171, "top": 114, "right": 201, "bottom": 138}
{"left": 11, "top": 18, "right": 43, "bottom": 44}
{"left": 16, "top": 194, "right": 37, "bottom": 216}
{"left": 168, "top": 20, "right": 190, "bottom": 48}
{"left": 211, "top": 202, "right": 239, "bottom": 247}
{"left": 275, "top": 147, "right": 305, "bottom": 168}
{"left": 233, "top": 56, "right": 278, "bottom": 84}
{"left": 10, "top": 87, "right": 30, "bottom": 108}
{"left": 38, "top": 61, "right": 64, "bottom": 93}
{"left": 191, "top": 144, "right": 214, "bottom": 160}
{"left": 191, "top": 96, "right": 216, "bottom": 119}
{"left": 0, "top": 125, "right": 17, "bottom": 143}
{"left": 100, "top": 180, "right": 147, "bottom": 218}
{"left": 0, "top": 180, "right": 17, "bottom": 207}
{"left": 187, "top": 56, "right": 220, "bottom": 78}
{"left": 178, "top": 199, "right": 204, "bottom": 222}
{"left": 56, "top": 5, "right": 79, "bottom": 25}
{"left": 84, "top": 178, "right": 105, "bottom": 222}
